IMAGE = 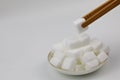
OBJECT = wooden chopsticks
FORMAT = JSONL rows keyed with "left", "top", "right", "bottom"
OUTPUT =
{"left": 81, "top": 0, "right": 120, "bottom": 28}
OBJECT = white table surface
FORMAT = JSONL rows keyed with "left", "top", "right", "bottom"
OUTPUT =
{"left": 0, "top": 0, "right": 120, "bottom": 80}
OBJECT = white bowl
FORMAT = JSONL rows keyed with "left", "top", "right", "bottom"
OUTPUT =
{"left": 48, "top": 51, "right": 108, "bottom": 75}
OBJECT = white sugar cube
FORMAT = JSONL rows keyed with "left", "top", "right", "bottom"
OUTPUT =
{"left": 65, "top": 39, "right": 81, "bottom": 49}
{"left": 80, "top": 45, "right": 93, "bottom": 52}
{"left": 50, "top": 57, "right": 62, "bottom": 67}
{"left": 75, "top": 65, "right": 84, "bottom": 72}
{"left": 90, "top": 39, "right": 103, "bottom": 52}
{"left": 73, "top": 18, "right": 88, "bottom": 33}
{"left": 85, "top": 59, "right": 99, "bottom": 70}
{"left": 64, "top": 34, "right": 90, "bottom": 49}
{"left": 81, "top": 51, "right": 96, "bottom": 63}
{"left": 54, "top": 51, "right": 65, "bottom": 59}
{"left": 50, "top": 51, "right": 65, "bottom": 67}
{"left": 66, "top": 48, "right": 83, "bottom": 58}
{"left": 97, "top": 51, "right": 108, "bottom": 63}
{"left": 52, "top": 42, "right": 66, "bottom": 52}
{"left": 66, "top": 45, "right": 93, "bottom": 60}
{"left": 61, "top": 57, "right": 76, "bottom": 71}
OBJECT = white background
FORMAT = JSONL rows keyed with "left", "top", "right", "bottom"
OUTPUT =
{"left": 0, "top": 0, "right": 120, "bottom": 80}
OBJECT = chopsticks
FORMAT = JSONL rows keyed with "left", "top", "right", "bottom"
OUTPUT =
{"left": 81, "top": 0, "right": 120, "bottom": 28}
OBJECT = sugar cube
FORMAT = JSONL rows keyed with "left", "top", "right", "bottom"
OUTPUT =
{"left": 52, "top": 42, "right": 66, "bottom": 52}
{"left": 81, "top": 51, "right": 97, "bottom": 63}
{"left": 90, "top": 39, "right": 103, "bottom": 52}
{"left": 61, "top": 57, "right": 76, "bottom": 71}
{"left": 64, "top": 34, "right": 90, "bottom": 49}
{"left": 65, "top": 48, "right": 83, "bottom": 58}
{"left": 73, "top": 18, "right": 88, "bottom": 33}
{"left": 80, "top": 45, "right": 93, "bottom": 52}
{"left": 75, "top": 65, "right": 84, "bottom": 72}
{"left": 97, "top": 51, "right": 108, "bottom": 63}
{"left": 50, "top": 51, "right": 65, "bottom": 67}
{"left": 85, "top": 59, "right": 99, "bottom": 70}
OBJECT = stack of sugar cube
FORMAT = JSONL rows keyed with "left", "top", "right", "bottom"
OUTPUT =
{"left": 50, "top": 33, "right": 110, "bottom": 72}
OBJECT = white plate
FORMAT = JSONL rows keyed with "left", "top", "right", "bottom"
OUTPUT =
{"left": 48, "top": 51, "right": 108, "bottom": 75}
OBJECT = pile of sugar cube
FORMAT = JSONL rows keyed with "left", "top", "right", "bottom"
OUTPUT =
{"left": 50, "top": 33, "right": 110, "bottom": 72}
